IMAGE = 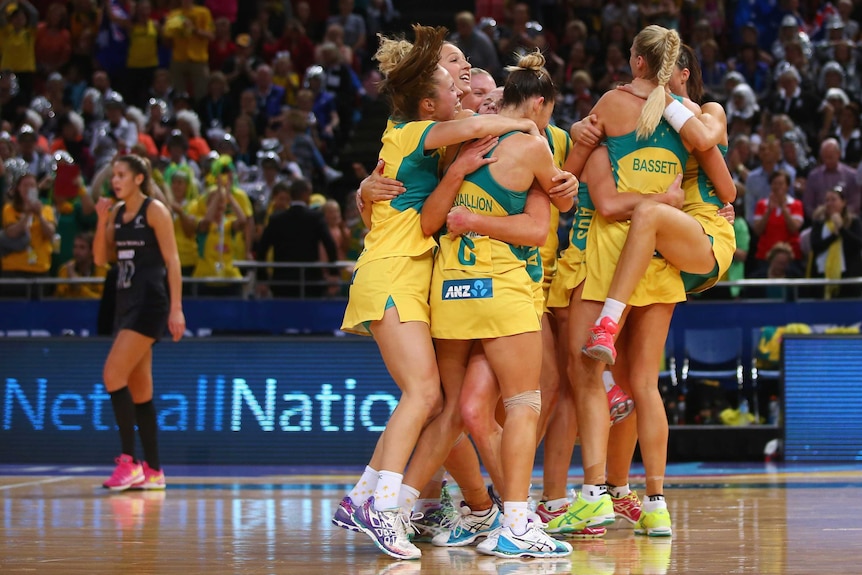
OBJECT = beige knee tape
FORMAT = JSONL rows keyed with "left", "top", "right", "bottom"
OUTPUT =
{"left": 503, "top": 390, "right": 542, "bottom": 415}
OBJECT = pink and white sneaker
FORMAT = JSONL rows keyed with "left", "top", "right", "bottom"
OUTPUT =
{"left": 102, "top": 454, "right": 143, "bottom": 491}
{"left": 583, "top": 317, "right": 619, "bottom": 365}
{"left": 132, "top": 462, "right": 166, "bottom": 490}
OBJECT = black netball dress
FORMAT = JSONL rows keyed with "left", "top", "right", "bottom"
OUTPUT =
{"left": 113, "top": 198, "right": 170, "bottom": 338}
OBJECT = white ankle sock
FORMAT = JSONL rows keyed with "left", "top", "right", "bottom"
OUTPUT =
{"left": 348, "top": 465, "right": 378, "bottom": 505}
{"left": 503, "top": 501, "right": 530, "bottom": 534}
{"left": 597, "top": 298, "right": 625, "bottom": 325}
{"left": 543, "top": 497, "right": 570, "bottom": 512}
{"left": 643, "top": 494, "right": 667, "bottom": 513}
{"left": 398, "top": 484, "right": 420, "bottom": 514}
{"left": 373, "top": 470, "right": 403, "bottom": 511}
{"left": 608, "top": 484, "right": 630, "bottom": 498}
{"left": 581, "top": 484, "right": 608, "bottom": 502}
{"left": 602, "top": 371, "right": 616, "bottom": 393}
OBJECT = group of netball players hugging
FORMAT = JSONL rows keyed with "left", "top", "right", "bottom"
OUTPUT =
{"left": 333, "top": 22, "right": 736, "bottom": 561}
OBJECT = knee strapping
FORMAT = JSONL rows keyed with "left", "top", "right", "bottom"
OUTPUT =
{"left": 503, "top": 390, "right": 542, "bottom": 415}
{"left": 452, "top": 432, "right": 466, "bottom": 447}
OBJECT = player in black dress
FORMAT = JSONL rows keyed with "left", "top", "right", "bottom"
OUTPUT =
{"left": 93, "top": 154, "right": 185, "bottom": 491}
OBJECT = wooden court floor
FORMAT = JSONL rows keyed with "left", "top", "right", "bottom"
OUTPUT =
{"left": 2, "top": 464, "right": 861, "bottom": 574}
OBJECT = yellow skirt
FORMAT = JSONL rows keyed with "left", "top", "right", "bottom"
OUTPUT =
{"left": 340, "top": 251, "right": 434, "bottom": 336}
{"left": 682, "top": 214, "right": 737, "bottom": 293}
{"left": 582, "top": 216, "right": 685, "bottom": 307}
{"left": 547, "top": 245, "right": 587, "bottom": 309}
{"left": 430, "top": 235, "right": 540, "bottom": 340}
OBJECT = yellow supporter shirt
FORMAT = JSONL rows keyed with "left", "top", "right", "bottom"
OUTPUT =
{"left": 127, "top": 20, "right": 159, "bottom": 68}
{"left": 192, "top": 213, "right": 242, "bottom": 279}
{"left": 1, "top": 203, "right": 55, "bottom": 273}
{"left": 191, "top": 187, "right": 252, "bottom": 260}
{"left": 0, "top": 24, "right": 36, "bottom": 73}
{"left": 163, "top": 6, "right": 212, "bottom": 63}
{"left": 55, "top": 260, "right": 108, "bottom": 298}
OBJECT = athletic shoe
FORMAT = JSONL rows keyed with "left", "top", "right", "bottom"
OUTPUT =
{"left": 612, "top": 490, "right": 642, "bottom": 525}
{"left": 412, "top": 504, "right": 453, "bottom": 542}
{"left": 535, "top": 501, "right": 568, "bottom": 524}
{"left": 352, "top": 497, "right": 422, "bottom": 560}
{"left": 487, "top": 519, "right": 573, "bottom": 558}
{"left": 546, "top": 492, "right": 615, "bottom": 534}
{"left": 538, "top": 500, "right": 607, "bottom": 538}
{"left": 607, "top": 383, "right": 635, "bottom": 425}
{"left": 476, "top": 527, "right": 502, "bottom": 555}
{"left": 102, "top": 454, "right": 143, "bottom": 491}
{"left": 332, "top": 496, "right": 362, "bottom": 532}
{"left": 635, "top": 507, "right": 672, "bottom": 537}
{"left": 131, "top": 462, "right": 166, "bottom": 490}
{"left": 583, "top": 317, "right": 619, "bottom": 365}
{"left": 432, "top": 503, "right": 500, "bottom": 547}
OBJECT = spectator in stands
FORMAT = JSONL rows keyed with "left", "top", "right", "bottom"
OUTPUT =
{"left": 35, "top": 3, "right": 72, "bottom": 77}
{"left": 123, "top": 0, "right": 160, "bottom": 110}
{"left": 270, "top": 19, "right": 315, "bottom": 84}
{"left": 208, "top": 16, "right": 234, "bottom": 72}
{"left": 231, "top": 112, "right": 260, "bottom": 169}
{"left": 172, "top": 110, "right": 210, "bottom": 163}
{"left": 252, "top": 64, "right": 285, "bottom": 123}
{"left": 722, "top": 199, "right": 751, "bottom": 299}
{"left": 196, "top": 154, "right": 253, "bottom": 260}
{"left": 91, "top": 92, "right": 138, "bottom": 171}
{"left": 196, "top": 71, "right": 236, "bottom": 133}
{"left": 753, "top": 170, "right": 804, "bottom": 273}
{"left": 804, "top": 138, "right": 861, "bottom": 220}
{"left": 830, "top": 101, "right": 862, "bottom": 168}
{"left": 1, "top": 170, "right": 55, "bottom": 287}
{"left": 68, "top": 0, "right": 99, "bottom": 80}
{"left": 145, "top": 98, "right": 171, "bottom": 152}
{"left": 271, "top": 51, "right": 301, "bottom": 107}
{"left": 745, "top": 242, "right": 802, "bottom": 299}
{"left": 593, "top": 41, "right": 632, "bottom": 93}
{"left": 744, "top": 137, "right": 796, "bottom": 227}
{"left": 163, "top": 164, "right": 199, "bottom": 276}
{"left": 17, "top": 125, "right": 51, "bottom": 180}
{"left": 255, "top": 177, "right": 337, "bottom": 298}
{"left": 496, "top": 2, "right": 541, "bottom": 67}
{"left": 450, "top": 11, "right": 501, "bottom": 78}
{"left": 699, "top": 39, "right": 728, "bottom": 101}
{"left": 163, "top": 130, "right": 201, "bottom": 183}
{"left": 0, "top": 0, "right": 39, "bottom": 100}
{"left": 326, "top": 0, "right": 366, "bottom": 70}
{"left": 806, "top": 186, "right": 862, "bottom": 298}
{"left": 192, "top": 179, "right": 246, "bottom": 293}
{"left": 125, "top": 106, "right": 159, "bottom": 162}
{"left": 317, "top": 40, "right": 361, "bottom": 153}
{"left": 49, "top": 151, "right": 96, "bottom": 273}
{"left": 163, "top": 0, "right": 213, "bottom": 100}
{"left": 55, "top": 231, "right": 106, "bottom": 298}
{"left": 322, "top": 198, "right": 349, "bottom": 263}
{"left": 769, "top": 64, "right": 820, "bottom": 150}
{"left": 51, "top": 112, "right": 95, "bottom": 181}
{"left": 734, "top": 43, "right": 771, "bottom": 99}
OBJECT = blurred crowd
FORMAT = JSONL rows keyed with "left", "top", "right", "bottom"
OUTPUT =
{"left": 2, "top": 0, "right": 862, "bottom": 299}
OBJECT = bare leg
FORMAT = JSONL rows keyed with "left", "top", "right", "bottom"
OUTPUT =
{"left": 607, "top": 201, "right": 715, "bottom": 304}
{"left": 461, "top": 346, "right": 505, "bottom": 491}
{"left": 542, "top": 305, "right": 577, "bottom": 502}
{"left": 369, "top": 308, "right": 442, "bottom": 475}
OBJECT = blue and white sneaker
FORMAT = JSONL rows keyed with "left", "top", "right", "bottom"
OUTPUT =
{"left": 352, "top": 497, "right": 421, "bottom": 560}
{"left": 488, "top": 519, "right": 573, "bottom": 559}
{"left": 432, "top": 502, "right": 501, "bottom": 547}
{"left": 332, "top": 496, "right": 362, "bottom": 532}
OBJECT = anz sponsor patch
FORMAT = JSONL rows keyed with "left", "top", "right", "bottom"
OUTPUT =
{"left": 442, "top": 279, "right": 493, "bottom": 300}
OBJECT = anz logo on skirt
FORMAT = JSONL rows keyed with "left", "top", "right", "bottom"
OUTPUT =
{"left": 442, "top": 279, "right": 494, "bottom": 300}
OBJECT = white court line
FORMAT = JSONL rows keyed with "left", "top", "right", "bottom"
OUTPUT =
{"left": 0, "top": 477, "right": 71, "bottom": 491}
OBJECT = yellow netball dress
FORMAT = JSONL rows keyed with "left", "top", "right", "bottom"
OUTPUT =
{"left": 582, "top": 120, "right": 689, "bottom": 306}
{"left": 430, "top": 133, "right": 541, "bottom": 340}
{"left": 547, "top": 181, "right": 593, "bottom": 309}
{"left": 679, "top": 145, "right": 736, "bottom": 293}
{"left": 341, "top": 120, "right": 441, "bottom": 335}
{"left": 534, "top": 124, "right": 573, "bottom": 313}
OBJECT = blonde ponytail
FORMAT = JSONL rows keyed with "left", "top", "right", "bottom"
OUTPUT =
{"left": 635, "top": 27, "right": 681, "bottom": 141}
